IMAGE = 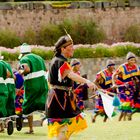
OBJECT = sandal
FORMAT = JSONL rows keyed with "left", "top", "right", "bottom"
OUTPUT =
{"left": 7, "top": 120, "right": 14, "bottom": 135}
{"left": 24, "top": 130, "right": 34, "bottom": 134}
{"left": 16, "top": 116, "right": 23, "bottom": 131}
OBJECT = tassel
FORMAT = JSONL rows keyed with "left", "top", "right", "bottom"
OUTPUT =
{"left": 112, "top": 95, "right": 121, "bottom": 107}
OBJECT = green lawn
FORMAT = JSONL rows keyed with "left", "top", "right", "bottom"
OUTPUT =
{"left": 1, "top": 111, "right": 140, "bottom": 140}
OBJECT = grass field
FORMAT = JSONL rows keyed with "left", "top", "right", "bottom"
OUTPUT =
{"left": 1, "top": 111, "right": 140, "bottom": 140}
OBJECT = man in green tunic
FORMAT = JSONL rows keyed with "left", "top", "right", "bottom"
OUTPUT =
{"left": 18, "top": 43, "right": 48, "bottom": 133}
{"left": 0, "top": 58, "right": 8, "bottom": 118}
{"left": 0, "top": 53, "right": 15, "bottom": 135}
{"left": 1, "top": 61, "right": 16, "bottom": 117}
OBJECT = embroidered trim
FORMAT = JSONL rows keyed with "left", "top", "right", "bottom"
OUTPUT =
{"left": 24, "top": 70, "right": 45, "bottom": 80}
{"left": 0, "top": 77, "right": 5, "bottom": 84}
{"left": 5, "top": 78, "right": 14, "bottom": 84}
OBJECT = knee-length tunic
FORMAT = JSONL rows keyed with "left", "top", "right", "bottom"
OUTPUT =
{"left": 19, "top": 53, "right": 48, "bottom": 115}
{"left": 0, "top": 61, "right": 8, "bottom": 117}
{"left": 115, "top": 63, "right": 139, "bottom": 112}
{"left": 46, "top": 55, "right": 87, "bottom": 138}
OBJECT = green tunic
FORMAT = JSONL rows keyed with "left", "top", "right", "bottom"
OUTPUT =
{"left": 1, "top": 61, "right": 16, "bottom": 117}
{"left": 0, "top": 61, "right": 8, "bottom": 117}
{"left": 19, "top": 53, "right": 48, "bottom": 115}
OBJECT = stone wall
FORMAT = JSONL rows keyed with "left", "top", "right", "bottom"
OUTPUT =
{"left": 10, "top": 57, "right": 140, "bottom": 81}
{"left": 0, "top": 1, "right": 140, "bottom": 42}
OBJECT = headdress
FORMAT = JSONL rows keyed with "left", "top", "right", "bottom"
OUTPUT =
{"left": 126, "top": 52, "right": 136, "bottom": 60}
{"left": 106, "top": 59, "right": 115, "bottom": 67}
{"left": 18, "top": 43, "right": 31, "bottom": 59}
{"left": 54, "top": 29, "right": 73, "bottom": 56}
{"left": 70, "top": 59, "right": 80, "bottom": 67}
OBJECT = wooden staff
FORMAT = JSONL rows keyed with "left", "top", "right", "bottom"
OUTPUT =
{"left": 89, "top": 88, "right": 116, "bottom": 99}
{"left": 89, "top": 94, "right": 97, "bottom": 99}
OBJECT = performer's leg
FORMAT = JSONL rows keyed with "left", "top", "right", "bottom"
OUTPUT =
{"left": 0, "top": 121, "right": 4, "bottom": 132}
{"left": 103, "top": 114, "right": 108, "bottom": 122}
{"left": 118, "top": 112, "right": 124, "bottom": 121}
{"left": 123, "top": 112, "right": 127, "bottom": 121}
{"left": 127, "top": 112, "right": 132, "bottom": 121}
{"left": 25, "top": 115, "right": 34, "bottom": 134}
{"left": 92, "top": 112, "right": 99, "bottom": 123}
{"left": 57, "top": 125, "right": 69, "bottom": 140}
{"left": 16, "top": 114, "right": 23, "bottom": 131}
{"left": 128, "top": 108, "right": 137, "bottom": 121}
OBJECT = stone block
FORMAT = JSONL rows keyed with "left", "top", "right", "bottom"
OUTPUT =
{"left": 94, "top": 2, "right": 102, "bottom": 8}
{"left": 79, "top": 1, "right": 94, "bottom": 8}
{"left": 33, "top": 3, "right": 45, "bottom": 10}
{"left": 0, "top": 3, "right": 13, "bottom": 10}
{"left": 117, "top": 1, "right": 125, "bottom": 7}
{"left": 44, "top": 3, "right": 52, "bottom": 10}
{"left": 23, "top": 4, "right": 28, "bottom": 10}
{"left": 5, "top": 0, "right": 14, "bottom": 1}
{"left": 28, "top": 3, "right": 34, "bottom": 10}
{"left": 14, "top": 3, "right": 28, "bottom": 10}
{"left": 129, "top": 0, "right": 140, "bottom": 7}
{"left": 68, "top": 2, "right": 79, "bottom": 9}
{"left": 103, "top": 2, "right": 110, "bottom": 8}
{"left": 110, "top": 2, "right": 118, "bottom": 7}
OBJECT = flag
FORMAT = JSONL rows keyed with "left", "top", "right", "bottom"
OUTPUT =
{"left": 97, "top": 90, "right": 115, "bottom": 119}
{"left": 58, "top": 62, "right": 71, "bottom": 82}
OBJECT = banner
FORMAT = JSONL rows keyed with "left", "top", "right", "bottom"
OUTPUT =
{"left": 97, "top": 90, "right": 115, "bottom": 119}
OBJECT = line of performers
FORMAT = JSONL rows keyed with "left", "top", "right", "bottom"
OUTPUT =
{"left": 69, "top": 52, "right": 140, "bottom": 124}
{"left": 46, "top": 34, "right": 140, "bottom": 140}
{"left": 0, "top": 33, "right": 140, "bottom": 140}
{"left": 91, "top": 52, "right": 140, "bottom": 123}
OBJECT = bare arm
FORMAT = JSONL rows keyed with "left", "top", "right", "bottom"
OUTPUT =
{"left": 18, "top": 64, "right": 30, "bottom": 75}
{"left": 67, "top": 71, "right": 97, "bottom": 90}
{"left": 6, "top": 69, "right": 11, "bottom": 78}
{"left": 112, "top": 70, "right": 122, "bottom": 86}
{"left": 13, "top": 74, "right": 16, "bottom": 81}
{"left": 94, "top": 74, "right": 104, "bottom": 89}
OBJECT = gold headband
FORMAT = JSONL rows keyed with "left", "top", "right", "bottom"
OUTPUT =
{"left": 61, "top": 40, "right": 73, "bottom": 48}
